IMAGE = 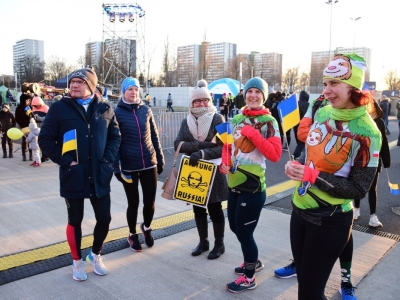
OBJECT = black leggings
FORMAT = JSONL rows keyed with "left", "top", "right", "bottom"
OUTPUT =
{"left": 354, "top": 171, "right": 379, "bottom": 215}
{"left": 120, "top": 167, "right": 157, "bottom": 234}
{"left": 65, "top": 194, "right": 111, "bottom": 260}
{"left": 193, "top": 202, "right": 225, "bottom": 223}
{"left": 228, "top": 191, "right": 266, "bottom": 278}
{"left": 290, "top": 209, "right": 353, "bottom": 300}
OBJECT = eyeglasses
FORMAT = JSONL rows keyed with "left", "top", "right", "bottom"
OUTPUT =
{"left": 193, "top": 99, "right": 210, "bottom": 104}
{"left": 70, "top": 80, "right": 85, "bottom": 86}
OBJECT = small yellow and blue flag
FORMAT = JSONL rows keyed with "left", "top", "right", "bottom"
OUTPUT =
{"left": 386, "top": 169, "right": 399, "bottom": 195}
{"left": 277, "top": 94, "right": 300, "bottom": 132}
{"left": 216, "top": 122, "right": 234, "bottom": 144}
{"left": 121, "top": 173, "right": 133, "bottom": 183}
{"left": 24, "top": 106, "right": 32, "bottom": 117}
{"left": 62, "top": 129, "right": 77, "bottom": 155}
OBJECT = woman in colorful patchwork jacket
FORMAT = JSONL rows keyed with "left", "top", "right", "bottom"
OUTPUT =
{"left": 284, "top": 53, "right": 382, "bottom": 300}
{"left": 220, "top": 77, "right": 282, "bottom": 293}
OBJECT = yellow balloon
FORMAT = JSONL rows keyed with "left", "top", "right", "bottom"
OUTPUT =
{"left": 7, "top": 128, "right": 24, "bottom": 140}
{"left": 21, "top": 127, "right": 31, "bottom": 135}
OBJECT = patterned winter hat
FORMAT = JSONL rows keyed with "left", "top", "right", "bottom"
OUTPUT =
{"left": 323, "top": 53, "right": 367, "bottom": 90}
{"left": 69, "top": 67, "right": 98, "bottom": 94}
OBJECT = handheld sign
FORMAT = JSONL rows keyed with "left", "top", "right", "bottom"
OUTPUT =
{"left": 174, "top": 156, "right": 217, "bottom": 208}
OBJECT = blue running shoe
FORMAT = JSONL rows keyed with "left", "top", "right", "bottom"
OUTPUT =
{"left": 274, "top": 260, "right": 297, "bottom": 278}
{"left": 340, "top": 283, "right": 357, "bottom": 300}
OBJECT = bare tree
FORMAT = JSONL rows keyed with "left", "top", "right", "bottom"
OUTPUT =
{"left": 298, "top": 72, "right": 310, "bottom": 92}
{"left": 160, "top": 36, "right": 177, "bottom": 87}
{"left": 309, "top": 61, "right": 327, "bottom": 93}
{"left": 45, "top": 56, "right": 74, "bottom": 86}
{"left": 281, "top": 67, "right": 300, "bottom": 93}
{"left": 15, "top": 55, "right": 45, "bottom": 84}
{"left": 384, "top": 70, "right": 400, "bottom": 90}
{"left": 225, "top": 56, "right": 241, "bottom": 80}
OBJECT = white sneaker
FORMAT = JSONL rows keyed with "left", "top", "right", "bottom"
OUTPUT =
{"left": 369, "top": 214, "right": 383, "bottom": 227}
{"left": 86, "top": 250, "right": 108, "bottom": 276}
{"left": 353, "top": 208, "right": 360, "bottom": 220}
{"left": 72, "top": 259, "right": 87, "bottom": 281}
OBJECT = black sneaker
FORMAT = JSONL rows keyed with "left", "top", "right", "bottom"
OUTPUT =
{"left": 235, "top": 260, "right": 264, "bottom": 275}
{"left": 140, "top": 223, "right": 154, "bottom": 247}
{"left": 127, "top": 234, "right": 142, "bottom": 252}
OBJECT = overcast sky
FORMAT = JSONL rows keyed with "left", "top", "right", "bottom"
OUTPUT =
{"left": 0, "top": 0, "right": 396, "bottom": 90}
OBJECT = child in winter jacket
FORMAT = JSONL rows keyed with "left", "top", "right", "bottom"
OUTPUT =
{"left": 26, "top": 118, "right": 41, "bottom": 167}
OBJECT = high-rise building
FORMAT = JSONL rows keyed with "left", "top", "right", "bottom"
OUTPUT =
{"left": 176, "top": 42, "right": 237, "bottom": 86}
{"left": 13, "top": 39, "right": 44, "bottom": 77}
{"left": 310, "top": 46, "right": 371, "bottom": 93}
{"left": 85, "top": 41, "right": 103, "bottom": 68}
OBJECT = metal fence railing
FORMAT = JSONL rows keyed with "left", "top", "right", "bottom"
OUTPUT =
{"left": 154, "top": 112, "right": 187, "bottom": 153}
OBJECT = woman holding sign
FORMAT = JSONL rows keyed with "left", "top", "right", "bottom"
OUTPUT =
{"left": 284, "top": 53, "right": 381, "bottom": 300}
{"left": 174, "top": 79, "right": 228, "bottom": 260}
{"left": 219, "top": 77, "right": 282, "bottom": 293}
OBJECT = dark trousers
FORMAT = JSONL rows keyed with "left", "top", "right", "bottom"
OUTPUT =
{"left": 290, "top": 209, "right": 352, "bottom": 300}
{"left": 193, "top": 202, "right": 225, "bottom": 223}
{"left": 354, "top": 170, "right": 379, "bottom": 214}
{"left": 21, "top": 136, "right": 32, "bottom": 157}
{"left": 228, "top": 191, "right": 265, "bottom": 278}
{"left": 65, "top": 193, "right": 111, "bottom": 260}
{"left": 119, "top": 167, "right": 158, "bottom": 233}
{"left": 167, "top": 103, "right": 174, "bottom": 112}
{"left": 1, "top": 133, "right": 13, "bottom": 152}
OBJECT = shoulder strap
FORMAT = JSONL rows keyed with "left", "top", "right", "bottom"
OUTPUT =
{"left": 173, "top": 141, "right": 184, "bottom": 167}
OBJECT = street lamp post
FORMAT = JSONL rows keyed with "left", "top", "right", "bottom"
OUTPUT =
{"left": 350, "top": 17, "right": 361, "bottom": 52}
{"left": 326, "top": 0, "right": 338, "bottom": 61}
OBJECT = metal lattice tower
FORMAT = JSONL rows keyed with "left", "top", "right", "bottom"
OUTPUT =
{"left": 102, "top": 3, "right": 145, "bottom": 91}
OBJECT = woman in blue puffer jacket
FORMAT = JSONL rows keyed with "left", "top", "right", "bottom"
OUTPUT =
{"left": 113, "top": 77, "right": 165, "bottom": 252}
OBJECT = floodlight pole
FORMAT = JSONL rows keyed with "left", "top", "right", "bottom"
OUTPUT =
{"left": 326, "top": 0, "right": 338, "bottom": 61}
{"left": 350, "top": 17, "right": 361, "bottom": 52}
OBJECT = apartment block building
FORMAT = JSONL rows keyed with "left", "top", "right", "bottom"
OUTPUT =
{"left": 85, "top": 41, "right": 103, "bottom": 68}
{"left": 13, "top": 39, "right": 44, "bottom": 75}
{"left": 176, "top": 42, "right": 237, "bottom": 86}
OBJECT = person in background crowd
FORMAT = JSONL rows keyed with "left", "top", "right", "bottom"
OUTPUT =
{"left": 94, "top": 85, "right": 104, "bottom": 100}
{"left": 167, "top": 93, "right": 174, "bottom": 112}
{"left": 174, "top": 79, "right": 227, "bottom": 260}
{"left": 228, "top": 93, "right": 235, "bottom": 118}
{"left": 113, "top": 77, "right": 164, "bottom": 252}
{"left": 263, "top": 92, "right": 275, "bottom": 109}
{"left": 397, "top": 98, "right": 400, "bottom": 146}
{"left": 0, "top": 103, "right": 16, "bottom": 158}
{"left": 15, "top": 94, "right": 34, "bottom": 161}
{"left": 219, "top": 93, "right": 231, "bottom": 121}
{"left": 234, "top": 89, "right": 245, "bottom": 114}
{"left": 292, "top": 91, "right": 310, "bottom": 159}
{"left": 353, "top": 100, "right": 390, "bottom": 227}
{"left": 39, "top": 67, "right": 121, "bottom": 281}
{"left": 284, "top": 53, "right": 381, "bottom": 300}
{"left": 379, "top": 95, "right": 390, "bottom": 135}
{"left": 220, "top": 77, "right": 282, "bottom": 293}
{"left": 26, "top": 118, "right": 41, "bottom": 167}
{"left": 211, "top": 92, "right": 216, "bottom": 107}
{"left": 153, "top": 97, "right": 156, "bottom": 106}
{"left": 31, "top": 96, "right": 50, "bottom": 163}
{"left": 0, "top": 92, "right": 3, "bottom": 107}
{"left": 6, "top": 89, "right": 14, "bottom": 104}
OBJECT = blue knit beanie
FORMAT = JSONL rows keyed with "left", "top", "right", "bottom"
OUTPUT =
{"left": 244, "top": 77, "right": 268, "bottom": 100}
{"left": 122, "top": 77, "right": 140, "bottom": 94}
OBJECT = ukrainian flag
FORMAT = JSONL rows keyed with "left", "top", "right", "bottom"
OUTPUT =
{"left": 277, "top": 94, "right": 300, "bottom": 132}
{"left": 24, "top": 106, "right": 32, "bottom": 116}
{"left": 389, "top": 182, "right": 399, "bottom": 195}
{"left": 62, "top": 129, "right": 77, "bottom": 155}
{"left": 121, "top": 173, "right": 133, "bottom": 183}
{"left": 216, "top": 122, "right": 234, "bottom": 145}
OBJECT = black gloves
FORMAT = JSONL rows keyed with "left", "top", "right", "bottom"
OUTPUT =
{"left": 189, "top": 151, "right": 202, "bottom": 167}
{"left": 157, "top": 164, "right": 164, "bottom": 175}
{"left": 114, "top": 173, "right": 124, "bottom": 183}
{"left": 198, "top": 141, "right": 217, "bottom": 149}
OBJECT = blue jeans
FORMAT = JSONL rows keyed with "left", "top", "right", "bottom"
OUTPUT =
{"left": 227, "top": 190, "right": 266, "bottom": 277}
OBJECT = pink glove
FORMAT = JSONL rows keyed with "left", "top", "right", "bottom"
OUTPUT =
{"left": 302, "top": 166, "right": 320, "bottom": 184}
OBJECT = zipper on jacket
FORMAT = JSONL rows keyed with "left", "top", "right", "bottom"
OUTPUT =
{"left": 132, "top": 109, "right": 146, "bottom": 168}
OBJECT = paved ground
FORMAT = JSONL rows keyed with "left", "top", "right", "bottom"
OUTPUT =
{"left": 1, "top": 139, "right": 400, "bottom": 299}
